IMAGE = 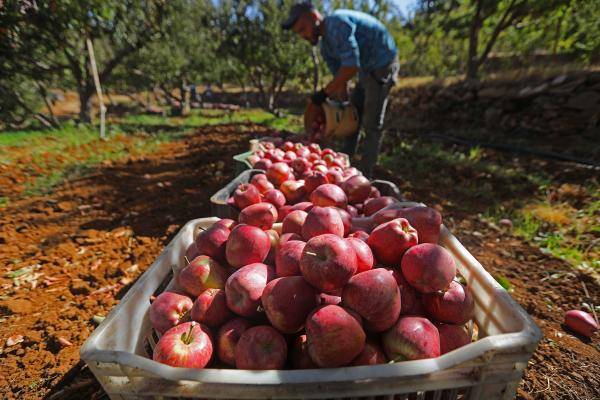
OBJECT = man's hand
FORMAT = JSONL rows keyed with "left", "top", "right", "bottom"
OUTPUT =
{"left": 311, "top": 89, "right": 327, "bottom": 106}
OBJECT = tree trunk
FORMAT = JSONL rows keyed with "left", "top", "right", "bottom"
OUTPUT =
{"left": 466, "top": 0, "right": 483, "bottom": 80}
{"left": 78, "top": 87, "right": 93, "bottom": 123}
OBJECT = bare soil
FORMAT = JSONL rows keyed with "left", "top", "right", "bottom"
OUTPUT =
{"left": 0, "top": 123, "right": 598, "bottom": 399}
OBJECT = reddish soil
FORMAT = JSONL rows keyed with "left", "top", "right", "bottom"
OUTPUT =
{"left": 0, "top": 123, "right": 598, "bottom": 399}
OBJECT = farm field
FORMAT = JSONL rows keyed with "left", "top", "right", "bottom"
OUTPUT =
{"left": 0, "top": 109, "right": 597, "bottom": 399}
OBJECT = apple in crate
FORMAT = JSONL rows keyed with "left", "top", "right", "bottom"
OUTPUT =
{"left": 437, "top": 323, "right": 471, "bottom": 354}
{"left": 263, "top": 189, "right": 286, "bottom": 209}
{"left": 346, "top": 237, "right": 374, "bottom": 273}
{"left": 280, "top": 180, "right": 307, "bottom": 204}
{"left": 301, "top": 206, "right": 345, "bottom": 240}
{"left": 178, "top": 255, "right": 228, "bottom": 297}
{"left": 341, "top": 175, "right": 371, "bottom": 204}
{"left": 253, "top": 158, "right": 272, "bottom": 171}
{"left": 305, "top": 305, "right": 366, "bottom": 367}
{"left": 191, "top": 288, "right": 232, "bottom": 328}
{"left": 351, "top": 339, "right": 388, "bottom": 366}
{"left": 282, "top": 210, "right": 307, "bottom": 236}
{"left": 262, "top": 276, "right": 320, "bottom": 334}
{"left": 267, "top": 162, "right": 292, "bottom": 186}
{"left": 233, "top": 183, "right": 261, "bottom": 210}
{"left": 149, "top": 292, "right": 194, "bottom": 335}
{"left": 423, "top": 281, "right": 474, "bottom": 325}
{"left": 300, "top": 234, "right": 357, "bottom": 292}
{"left": 195, "top": 224, "right": 231, "bottom": 263}
{"left": 153, "top": 321, "right": 213, "bottom": 368}
{"left": 225, "top": 262, "right": 275, "bottom": 318}
{"left": 373, "top": 205, "right": 442, "bottom": 244}
{"left": 217, "top": 318, "right": 253, "bottom": 366}
{"left": 401, "top": 243, "right": 456, "bottom": 293}
{"left": 363, "top": 196, "right": 399, "bottom": 217}
{"left": 310, "top": 184, "right": 348, "bottom": 208}
{"left": 235, "top": 325, "right": 288, "bottom": 370}
{"left": 250, "top": 174, "right": 274, "bottom": 194}
{"left": 383, "top": 316, "right": 440, "bottom": 361}
{"left": 225, "top": 224, "right": 271, "bottom": 269}
{"left": 342, "top": 269, "right": 401, "bottom": 332}
{"left": 238, "top": 202, "right": 278, "bottom": 230}
{"left": 275, "top": 240, "right": 305, "bottom": 277}
{"left": 304, "top": 171, "right": 329, "bottom": 194}
{"left": 367, "top": 218, "right": 418, "bottom": 266}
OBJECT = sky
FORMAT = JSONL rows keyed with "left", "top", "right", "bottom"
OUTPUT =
{"left": 391, "top": 0, "right": 417, "bottom": 18}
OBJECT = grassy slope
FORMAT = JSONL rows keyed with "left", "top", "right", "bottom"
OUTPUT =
{"left": 0, "top": 108, "right": 302, "bottom": 201}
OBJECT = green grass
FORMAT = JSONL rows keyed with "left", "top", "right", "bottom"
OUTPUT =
{"left": 379, "top": 134, "right": 599, "bottom": 272}
{"left": 119, "top": 108, "right": 302, "bottom": 132}
{"left": 0, "top": 108, "right": 302, "bottom": 198}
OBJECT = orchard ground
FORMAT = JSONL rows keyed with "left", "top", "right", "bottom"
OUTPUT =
{"left": 0, "top": 107, "right": 598, "bottom": 399}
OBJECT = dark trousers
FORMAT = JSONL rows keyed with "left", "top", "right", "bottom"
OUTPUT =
{"left": 343, "top": 59, "right": 399, "bottom": 178}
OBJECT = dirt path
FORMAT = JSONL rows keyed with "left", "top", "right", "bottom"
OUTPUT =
{"left": 0, "top": 124, "right": 258, "bottom": 399}
{"left": 0, "top": 123, "right": 598, "bottom": 399}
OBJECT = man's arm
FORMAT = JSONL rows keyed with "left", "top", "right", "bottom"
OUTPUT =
{"left": 314, "top": 17, "right": 360, "bottom": 103}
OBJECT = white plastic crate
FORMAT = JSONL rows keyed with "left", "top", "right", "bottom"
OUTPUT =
{"left": 81, "top": 209, "right": 541, "bottom": 400}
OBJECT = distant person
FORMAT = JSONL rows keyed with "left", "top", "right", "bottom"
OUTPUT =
{"left": 282, "top": 2, "right": 398, "bottom": 178}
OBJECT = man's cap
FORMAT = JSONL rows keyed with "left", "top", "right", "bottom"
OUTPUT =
{"left": 281, "top": 2, "right": 315, "bottom": 30}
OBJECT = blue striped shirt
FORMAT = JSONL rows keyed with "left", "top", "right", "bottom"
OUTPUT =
{"left": 320, "top": 10, "right": 397, "bottom": 75}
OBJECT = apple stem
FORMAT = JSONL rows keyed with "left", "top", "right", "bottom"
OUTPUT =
{"left": 305, "top": 251, "right": 318, "bottom": 257}
{"left": 182, "top": 322, "right": 195, "bottom": 345}
{"left": 184, "top": 256, "right": 191, "bottom": 265}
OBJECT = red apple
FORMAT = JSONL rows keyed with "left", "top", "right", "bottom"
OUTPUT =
{"left": 191, "top": 288, "right": 232, "bottom": 328}
{"left": 304, "top": 171, "right": 329, "bottom": 194}
{"left": 284, "top": 150, "right": 297, "bottom": 162}
{"left": 262, "top": 276, "right": 320, "bottom": 334}
{"left": 401, "top": 244, "right": 456, "bottom": 293}
{"left": 351, "top": 339, "right": 388, "bottom": 366}
{"left": 301, "top": 206, "right": 345, "bottom": 240}
{"left": 185, "top": 242, "right": 199, "bottom": 263}
{"left": 313, "top": 164, "right": 328, "bottom": 174}
{"left": 264, "top": 229, "right": 279, "bottom": 265}
{"left": 247, "top": 154, "right": 261, "bottom": 166}
{"left": 254, "top": 158, "right": 272, "bottom": 170}
{"left": 225, "top": 224, "right": 271, "bottom": 268}
{"left": 195, "top": 224, "right": 230, "bottom": 262}
{"left": 291, "top": 157, "right": 311, "bottom": 174}
{"left": 382, "top": 316, "right": 440, "bottom": 361}
{"left": 308, "top": 143, "right": 321, "bottom": 153}
{"left": 363, "top": 197, "right": 399, "bottom": 217}
{"left": 326, "top": 169, "right": 344, "bottom": 185}
{"left": 250, "top": 175, "right": 274, "bottom": 194}
{"left": 238, "top": 202, "right": 278, "bottom": 230}
{"left": 369, "top": 186, "right": 381, "bottom": 199}
{"left": 279, "top": 232, "right": 303, "bottom": 245}
{"left": 235, "top": 325, "right": 287, "bottom": 370}
{"left": 319, "top": 292, "right": 342, "bottom": 305}
{"left": 217, "top": 318, "right": 252, "bottom": 366}
{"left": 263, "top": 189, "right": 286, "bottom": 209}
{"left": 275, "top": 240, "right": 305, "bottom": 277}
{"left": 296, "top": 146, "right": 311, "bottom": 159}
{"left": 342, "top": 269, "right": 401, "bottom": 332}
{"left": 280, "top": 180, "right": 307, "bottom": 204}
{"left": 178, "top": 255, "right": 228, "bottom": 296}
{"left": 225, "top": 262, "right": 275, "bottom": 318}
{"left": 300, "top": 234, "right": 357, "bottom": 292}
{"left": 153, "top": 321, "right": 213, "bottom": 368}
{"left": 149, "top": 292, "right": 194, "bottom": 334}
{"left": 423, "top": 281, "right": 474, "bottom": 325}
{"left": 310, "top": 184, "right": 348, "bottom": 208}
{"left": 233, "top": 183, "right": 261, "bottom": 210}
{"left": 564, "top": 310, "right": 598, "bottom": 337}
{"left": 346, "top": 237, "right": 374, "bottom": 273}
{"left": 437, "top": 324, "right": 471, "bottom": 354}
{"left": 373, "top": 205, "right": 442, "bottom": 244}
{"left": 347, "top": 204, "right": 359, "bottom": 217}
{"left": 334, "top": 207, "right": 352, "bottom": 236}
{"left": 266, "top": 162, "right": 291, "bottom": 186}
{"left": 341, "top": 175, "right": 371, "bottom": 204}
{"left": 290, "top": 201, "right": 313, "bottom": 212}
{"left": 367, "top": 218, "right": 418, "bottom": 266}
{"left": 281, "top": 209, "right": 306, "bottom": 235}
{"left": 349, "top": 230, "right": 369, "bottom": 242}
{"left": 390, "top": 269, "right": 419, "bottom": 315}
{"left": 305, "top": 305, "right": 366, "bottom": 367}
{"left": 277, "top": 205, "right": 293, "bottom": 222}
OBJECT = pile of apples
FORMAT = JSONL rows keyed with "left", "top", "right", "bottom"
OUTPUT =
{"left": 148, "top": 142, "right": 476, "bottom": 370}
